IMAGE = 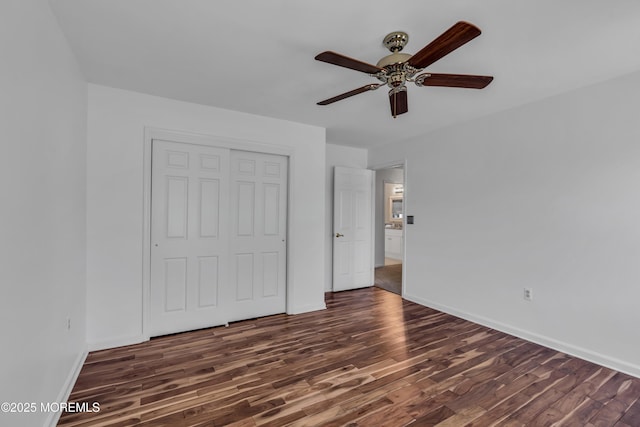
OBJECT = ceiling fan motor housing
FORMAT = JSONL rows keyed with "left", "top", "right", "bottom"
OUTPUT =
{"left": 376, "top": 32, "right": 417, "bottom": 89}
{"left": 376, "top": 52, "right": 413, "bottom": 68}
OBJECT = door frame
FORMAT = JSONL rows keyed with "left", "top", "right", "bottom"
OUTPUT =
{"left": 370, "top": 159, "right": 408, "bottom": 296}
{"left": 142, "top": 127, "right": 294, "bottom": 341}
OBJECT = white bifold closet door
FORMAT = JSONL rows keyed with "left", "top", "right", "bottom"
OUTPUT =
{"left": 150, "top": 140, "right": 287, "bottom": 337}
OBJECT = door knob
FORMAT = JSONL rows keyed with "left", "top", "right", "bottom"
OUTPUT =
{"left": 335, "top": 233, "right": 344, "bottom": 238}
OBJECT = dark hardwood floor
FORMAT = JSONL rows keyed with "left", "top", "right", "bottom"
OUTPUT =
{"left": 59, "top": 287, "right": 640, "bottom": 426}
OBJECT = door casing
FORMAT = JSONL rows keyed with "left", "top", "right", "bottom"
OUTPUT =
{"left": 371, "top": 160, "right": 408, "bottom": 296}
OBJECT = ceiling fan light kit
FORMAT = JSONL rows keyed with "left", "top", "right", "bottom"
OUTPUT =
{"left": 315, "top": 21, "right": 493, "bottom": 118}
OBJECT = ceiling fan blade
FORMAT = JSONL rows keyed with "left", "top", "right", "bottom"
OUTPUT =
{"left": 317, "top": 84, "right": 382, "bottom": 105}
{"left": 417, "top": 73, "right": 493, "bottom": 89}
{"left": 407, "top": 21, "right": 482, "bottom": 69}
{"left": 389, "top": 88, "right": 408, "bottom": 117}
{"left": 315, "top": 51, "right": 385, "bottom": 74}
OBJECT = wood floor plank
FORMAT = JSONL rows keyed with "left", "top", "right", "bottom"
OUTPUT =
{"left": 58, "top": 287, "right": 640, "bottom": 427}
{"left": 619, "top": 399, "right": 640, "bottom": 426}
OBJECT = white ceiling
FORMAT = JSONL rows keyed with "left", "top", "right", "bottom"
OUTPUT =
{"left": 50, "top": 0, "right": 640, "bottom": 149}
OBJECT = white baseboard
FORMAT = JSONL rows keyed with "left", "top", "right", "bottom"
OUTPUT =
{"left": 87, "top": 334, "right": 148, "bottom": 352}
{"left": 45, "top": 346, "right": 88, "bottom": 427}
{"left": 404, "top": 292, "right": 640, "bottom": 379}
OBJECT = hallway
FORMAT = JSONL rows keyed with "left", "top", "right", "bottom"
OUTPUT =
{"left": 374, "top": 263, "right": 402, "bottom": 295}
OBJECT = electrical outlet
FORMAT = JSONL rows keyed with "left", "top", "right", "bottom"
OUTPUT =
{"left": 523, "top": 288, "right": 533, "bottom": 301}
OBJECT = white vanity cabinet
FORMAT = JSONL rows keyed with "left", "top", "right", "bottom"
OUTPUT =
{"left": 384, "top": 228, "right": 403, "bottom": 260}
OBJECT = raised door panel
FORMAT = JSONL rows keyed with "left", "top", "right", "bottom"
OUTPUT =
{"left": 235, "top": 253, "right": 254, "bottom": 301}
{"left": 263, "top": 184, "right": 281, "bottom": 236}
{"left": 197, "top": 256, "right": 219, "bottom": 308}
{"left": 198, "top": 179, "right": 220, "bottom": 238}
{"left": 337, "top": 191, "right": 353, "bottom": 232}
{"left": 262, "top": 252, "right": 279, "bottom": 297}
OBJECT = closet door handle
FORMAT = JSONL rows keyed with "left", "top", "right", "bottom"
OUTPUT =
{"left": 335, "top": 233, "right": 344, "bottom": 238}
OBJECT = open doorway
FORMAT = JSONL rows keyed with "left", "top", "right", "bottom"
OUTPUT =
{"left": 374, "top": 165, "right": 404, "bottom": 295}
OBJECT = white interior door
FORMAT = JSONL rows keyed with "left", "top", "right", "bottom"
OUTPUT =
{"left": 228, "top": 151, "right": 288, "bottom": 322}
{"left": 150, "top": 140, "right": 230, "bottom": 336}
{"left": 150, "top": 141, "right": 288, "bottom": 336}
{"left": 333, "top": 166, "right": 374, "bottom": 291}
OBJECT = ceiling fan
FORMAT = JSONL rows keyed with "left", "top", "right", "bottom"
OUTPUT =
{"left": 315, "top": 21, "right": 493, "bottom": 118}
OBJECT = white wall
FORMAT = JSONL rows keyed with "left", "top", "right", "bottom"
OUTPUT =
{"left": 0, "top": 1, "right": 88, "bottom": 426}
{"left": 369, "top": 70, "right": 640, "bottom": 377}
{"left": 325, "top": 144, "right": 368, "bottom": 291}
{"left": 87, "top": 85, "right": 326, "bottom": 349}
{"left": 374, "top": 168, "right": 404, "bottom": 267}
